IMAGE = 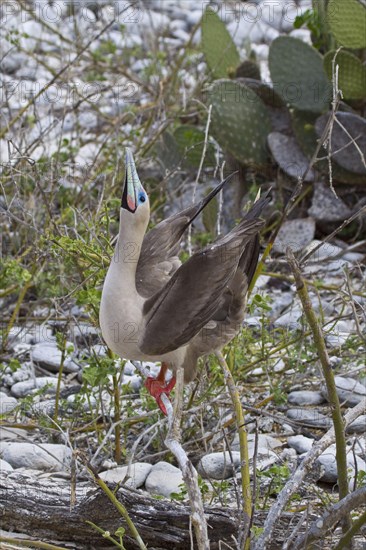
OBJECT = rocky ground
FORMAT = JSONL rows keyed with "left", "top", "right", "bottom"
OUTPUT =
{"left": 0, "top": 0, "right": 365, "bottom": 549}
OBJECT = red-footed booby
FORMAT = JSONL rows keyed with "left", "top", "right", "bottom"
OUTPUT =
{"left": 100, "top": 148, "right": 269, "bottom": 414}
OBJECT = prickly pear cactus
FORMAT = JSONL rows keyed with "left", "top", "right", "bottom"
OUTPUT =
{"left": 323, "top": 50, "right": 366, "bottom": 100}
{"left": 269, "top": 36, "right": 331, "bottom": 113}
{"left": 201, "top": 7, "right": 240, "bottom": 79}
{"left": 206, "top": 79, "right": 272, "bottom": 167}
{"left": 327, "top": 0, "right": 366, "bottom": 49}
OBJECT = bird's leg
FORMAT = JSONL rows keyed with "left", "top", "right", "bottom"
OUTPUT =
{"left": 144, "top": 362, "right": 176, "bottom": 415}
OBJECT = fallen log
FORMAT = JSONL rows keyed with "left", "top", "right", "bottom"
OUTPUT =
{"left": 0, "top": 471, "right": 307, "bottom": 549}
{"left": 0, "top": 471, "right": 238, "bottom": 549}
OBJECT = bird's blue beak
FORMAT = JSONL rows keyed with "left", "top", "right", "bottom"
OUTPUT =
{"left": 122, "top": 148, "right": 145, "bottom": 213}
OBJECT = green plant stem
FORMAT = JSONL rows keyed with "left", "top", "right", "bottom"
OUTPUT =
{"left": 287, "top": 249, "right": 350, "bottom": 532}
{"left": 53, "top": 337, "right": 67, "bottom": 424}
{"left": 86, "top": 463, "right": 147, "bottom": 550}
{"left": 216, "top": 351, "right": 252, "bottom": 550}
{"left": 335, "top": 509, "right": 366, "bottom": 550}
{"left": 86, "top": 521, "right": 124, "bottom": 549}
{"left": 0, "top": 536, "right": 67, "bottom": 549}
{"left": 112, "top": 373, "right": 122, "bottom": 464}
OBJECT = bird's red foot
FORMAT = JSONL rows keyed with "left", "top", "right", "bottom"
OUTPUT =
{"left": 145, "top": 376, "right": 176, "bottom": 415}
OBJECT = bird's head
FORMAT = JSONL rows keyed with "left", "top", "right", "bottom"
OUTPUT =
{"left": 121, "top": 148, "right": 150, "bottom": 228}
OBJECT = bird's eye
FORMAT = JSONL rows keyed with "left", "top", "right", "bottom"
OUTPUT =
{"left": 139, "top": 193, "right": 146, "bottom": 203}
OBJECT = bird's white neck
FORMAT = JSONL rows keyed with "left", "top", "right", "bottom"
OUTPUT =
{"left": 109, "top": 208, "right": 147, "bottom": 292}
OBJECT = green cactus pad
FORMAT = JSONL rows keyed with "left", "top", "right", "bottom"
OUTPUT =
{"left": 324, "top": 50, "right": 366, "bottom": 100}
{"left": 315, "top": 112, "right": 366, "bottom": 175}
{"left": 201, "top": 7, "right": 240, "bottom": 79}
{"left": 327, "top": 0, "right": 366, "bottom": 49}
{"left": 206, "top": 79, "right": 272, "bottom": 167}
{"left": 173, "top": 125, "right": 216, "bottom": 168}
{"left": 269, "top": 36, "right": 331, "bottom": 112}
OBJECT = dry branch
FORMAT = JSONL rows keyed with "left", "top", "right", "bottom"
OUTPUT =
{"left": 253, "top": 398, "right": 366, "bottom": 550}
{"left": 292, "top": 487, "right": 366, "bottom": 549}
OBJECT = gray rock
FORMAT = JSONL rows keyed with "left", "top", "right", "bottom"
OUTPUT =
{"left": 99, "top": 462, "right": 152, "bottom": 489}
{"left": 232, "top": 433, "right": 282, "bottom": 453}
{"left": 124, "top": 10, "right": 170, "bottom": 35}
{"left": 253, "top": 448, "right": 279, "bottom": 471}
{"left": 288, "top": 391, "right": 325, "bottom": 406}
{"left": 78, "top": 111, "right": 99, "bottom": 130}
{"left": 269, "top": 292, "right": 294, "bottom": 320}
{"left": 123, "top": 361, "right": 137, "bottom": 376}
{"left": 66, "top": 393, "right": 96, "bottom": 412}
{"left": 0, "top": 393, "right": 18, "bottom": 414}
{"left": 31, "top": 343, "right": 79, "bottom": 373}
{"left": 323, "top": 377, "right": 366, "bottom": 407}
{"left": 170, "top": 19, "right": 188, "bottom": 33}
{"left": 121, "top": 374, "right": 142, "bottom": 392}
{"left": 2, "top": 362, "right": 33, "bottom": 387}
{"left": 0, "top": 458, "right": 13, "bottom": 472}
{"left": 186, "top": 9, "right": 203, "bottom": 27}
{"left": 1, "top": 443, "right": 72, "bottom": 471}
{"left": 308, "top": 182, "right": 353, "bottom": 222}
{"left": 30, "top": 399, "right": 56, "bottom": 416}
{"left": 346, "top": 415, "right": 366, "bottom": 434}
{"left": 316, "top": 445, "right": 365, "bottom": 483}
{"left": 145, "top": 461, "right": 184, "bottom": 498}
{"left": 11, "top": 377, "right": 62, "bottom": 398}
{"left": 18, "top": 20, "right": 43, "bottom": 51}
{"left": 288, "top": 435, "right": 314, "bottom": 454}
{"left": 273, "top": 218, "right": 316, "bottom": 254}
{"left": 71, "top": 323, "right": 99, "bottom": 345}
{"left": 289, "top": 28, "right": 312, "bottom": 45}
{"left": 274, "top": 308, "right": 302, "bottom": 330}
{"left": 0, "top": 427, "right": 28, "bottom": 441}
{"left": 326, "top": 333, "right": 349, "bottom": 348}
{"left": 286, "top": 409, "right": 331, "bottom": 428}
{"left": 198, "top": 451, "right": 241, "bottom": 480}
{"left": 0, "top": 52, "right": 26, "bottom": 74}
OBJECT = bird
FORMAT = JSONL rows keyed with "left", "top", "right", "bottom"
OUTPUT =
{"left": 99, "top": 148, "right": 269, "bottom": 414}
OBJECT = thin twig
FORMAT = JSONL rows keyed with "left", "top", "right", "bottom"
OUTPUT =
{"left": 163, "top": 367, "right": 210, "bottom": 550}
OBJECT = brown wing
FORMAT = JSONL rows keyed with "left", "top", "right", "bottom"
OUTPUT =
{"left": 135, "top": 174, "right": 235, "bottom": 298}
{"left": 139, "top": 219, "right": 264, "bottom": 355}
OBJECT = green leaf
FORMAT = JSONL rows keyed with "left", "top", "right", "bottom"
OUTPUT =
{"left": 201, "top": 7, "right": 240, "bottom": 79}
